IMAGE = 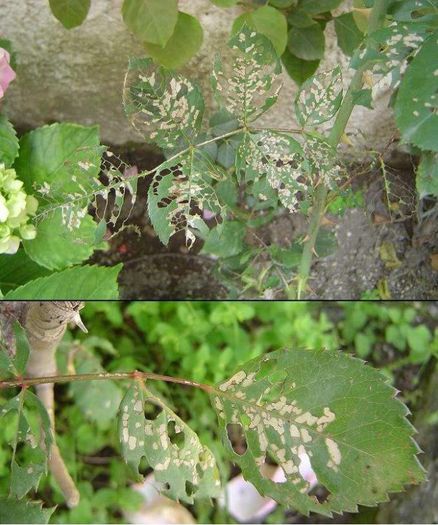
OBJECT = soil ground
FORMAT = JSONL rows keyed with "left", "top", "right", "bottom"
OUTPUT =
{"left": 91, "top": 145, "right": 438, "bottom": 300}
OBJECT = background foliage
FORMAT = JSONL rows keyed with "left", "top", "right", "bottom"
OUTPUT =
{"left": 0, "top": 301, "right": 436, "bottom": 523}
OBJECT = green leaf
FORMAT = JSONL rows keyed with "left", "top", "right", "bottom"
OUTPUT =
{"left": 69, "top": 347, "right": 122, "bottom": 424}
{"left": 0, "top": 497, "right": 54, "bottom": 524}
{"left": 334, "top": 13, "right": 364, "bottom": 56}
{"left": 124, "top": 57, "right": 204, "bottom": 150}
{"left": 394, "top": 31, "right": 438, "bottom": 152}
{"left": 407, "top": 325, "right": 432, "bottom": 364}
{"left": 297, "top": 0, "right": 343, "bottom": 15}
{"left": 0, "top": 114, "right": 19, "bottom": 167}
{"left": 4, "top": 264, "right": 122, "bottom": 299}
{"left": 48, "top": 0, "right": 91, "bottom": 29}
{"left": 294, "top": 67, "right": 343, "bottom": 126}
{"left": 121, "top": 0, "right": 178, "bottom": 47}
{"left": 287, "top": 9, "right": 316, "bottom": 28}
{"left": 24, "top": 211, "right": 99, "bottom": 271}
{"left": 15, "top": 123, "right": 103, "bottom": 268}
{"left": 12, "top": 323, "right": 30, "bottom": 375}
{"left": 211, "top": 26, "right": 282, "bottom": 124}
{"left": 144, "top": 12, "right": 203, "bottom": 69}
{"left": 1, "top": 390, "right": 52, "bottom": 500}
{"left": 118, "top": 382, "right": 221, "bottom": 503}
{"left": 212, "top": 348, "right": 425, "bottom": 516}
{"left": 148, "top": 152, "right": 223, "bottom": 247}
{"left": 281, "top": 49, "right": 319, "bottom": 85}
{"left": 287, "top": 24, "right": 325, "bottom": 60}
{"left": 417, "top": 151, "right": 438, "bottom": 198}
{"left": 270, "top": 0, "right": 297, "bottom": 7}
{"left": 232, "top": 6, "right": 288, "bottom": 56}
{"left": 202, "top": 221, "right": 246, "bottom": 258}
{"left": 0, "top": 249, "right": 51, "bottom": 294}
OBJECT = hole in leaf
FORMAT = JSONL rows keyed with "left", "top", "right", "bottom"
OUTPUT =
{"left": 226, "top": 423, "right": 247, "bottom": 456}
{"left": 185, "top": 480, "right": 196, "bottom": 497}
{"left": 167, "top": 420, "right": 185, "bottom": 448}
{"left": 309, "top": 485, "right": 330, "bottom": 503}
{"left": 143, "top": 401, "right": 163, "bottom": 420}
{"left": 260, "top": 454, "right": 287, "bottom": 484}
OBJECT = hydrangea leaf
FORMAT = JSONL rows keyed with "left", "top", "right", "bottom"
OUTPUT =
{"left": 211, "top": 26, "right": 282, "bottom": 124}
{"left": 15, "top": 123, "right": 105, "bottom": 268}
{"left": 294, "top": 67, "right": 343, "bottom": 127}
{"left": 211, "top": 348, "right": 425, "bottom": 516}
{"left": 0, "top": 497, "right": 54, "bottom": 524}
{"left": 118, "top": 382, "right": 221, "bottom": 503}
{"left": 148, "top": 151, "right": 224, "bottom": 247}
{"left": 123, "top": 57, "right": 204, "bottom": 150}
{"left": 4, "top": 264, "right": 122, "bottom": 300}
{"left": 0, "top": 114, "right": 19, "bottom": 168}
{"left": 394, "top": 31, "right": 438, "bottom": 152}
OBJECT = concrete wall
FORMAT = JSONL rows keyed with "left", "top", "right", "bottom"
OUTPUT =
{"left": 0, "top": 0, "right": 396, "bottom": 150}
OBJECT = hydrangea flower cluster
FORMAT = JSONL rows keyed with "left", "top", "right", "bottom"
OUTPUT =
{"left": 0, "top": 164, "right": 38, "bottom": 254}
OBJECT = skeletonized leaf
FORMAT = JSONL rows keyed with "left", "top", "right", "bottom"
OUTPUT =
{"left": 148, "top": 150, "right": 224, "bottom": 247}
{"left": 0, "top": 497, "right": 54, "bottom": 524}
{"left": 211, "top": 26, "right": 282, "bottom": 124}
{"left": 294, "top": 67, "right": 343, "bottom": 127}
{"left": 211, "top": 348, "right": 425, "bottom": 516}
{"left": 239, "top": 131, "right": 341, "bottom": 212}
{"left": 118, "top": 382, "right": 221, "bottom": 503}
{"left": 239, "top": 131, "right": 307, "bottom": 212}
{"left": 123, "top": 57, "right": 204, "bottom": 150}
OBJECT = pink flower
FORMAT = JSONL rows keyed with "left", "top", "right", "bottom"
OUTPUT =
{"left": 0, "top": 48, "right": 16, "bottom": 99}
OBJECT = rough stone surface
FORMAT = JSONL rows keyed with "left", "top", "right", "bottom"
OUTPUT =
{"left": 1, "top": 0, "right": 397, "bottom": 150}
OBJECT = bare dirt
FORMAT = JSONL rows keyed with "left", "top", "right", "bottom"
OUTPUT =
{"left": 91, "top": 146, "right": 438, "bottom": 300}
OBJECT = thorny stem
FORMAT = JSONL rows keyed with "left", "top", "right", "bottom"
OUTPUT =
{"left": 296, "top": 0, "right": 391, "bottom": 299}
{"left": 0, "top": 370, "right": 215, "bottom": 394}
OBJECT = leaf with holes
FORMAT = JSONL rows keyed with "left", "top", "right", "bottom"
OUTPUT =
{"left": 239, "top": 131, "right": 340, "bottom": 212}
{"left": 238, "top": 131, "right": 308, "bottom": 213}
{"left": 294, "top": 67, "right": 343, "bottom": 127}
{"left": 148, "top": 151, "right": 224, "bottom": 247}
{"left": 0, "top": 390, "right": 52, "bottom": 499}
{"left": 211, "top": 27, "right": 282, "bottom": 124}
{"left": 123, "top": 57, "right": 204, "bottom": 150}
{"left": 211, "top": 348, "right": 425, "bottom": 516}
{"left": 394, "top": 31, "right": 438, "bottom": 152}
{"left": 15, "top": 123, "right": 105, "bottom": 269}
{"left": 118, "top": 382, "right": 221, "bottom": 503}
